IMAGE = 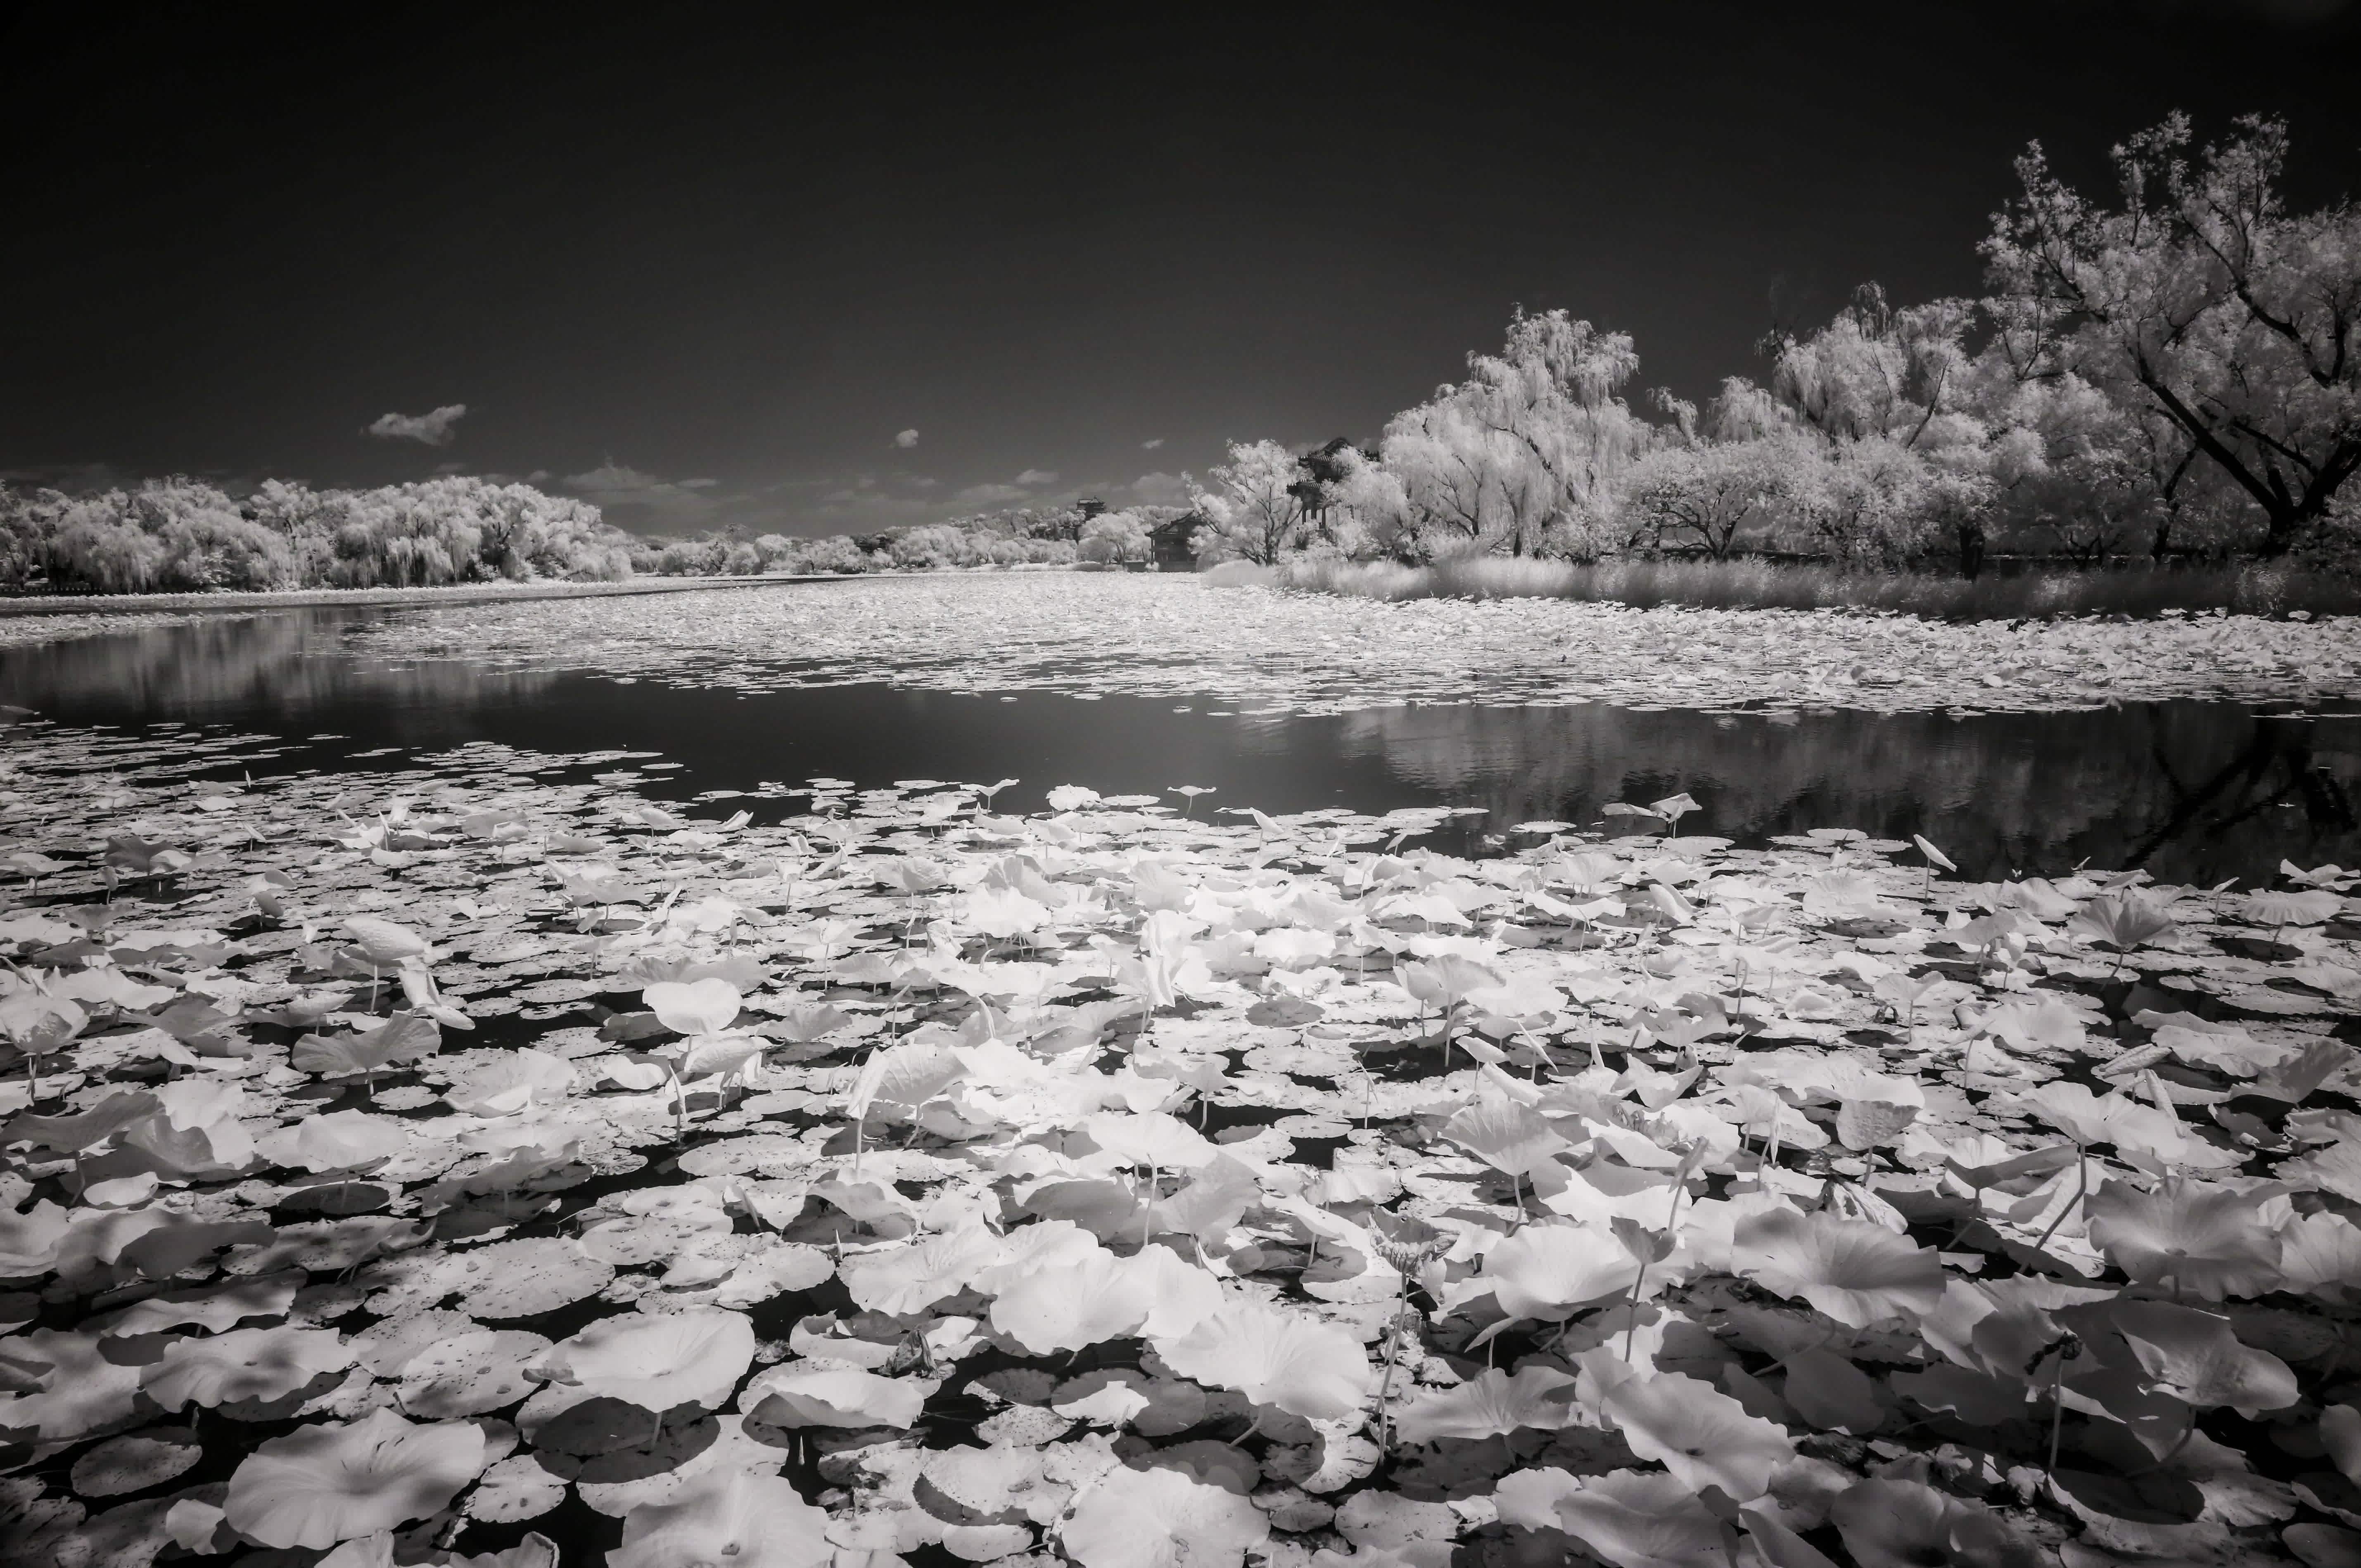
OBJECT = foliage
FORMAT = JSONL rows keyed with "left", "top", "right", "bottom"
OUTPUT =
{"left": 7, "top": 718, "right": 2361, "bottom": 1566}
{"left": 1278, "top": 552, "right": 2361, "bottom": 618}
{"left": 1, "top": 476, "right": 637, "bottom": 594}
{"left": 1241, "top": 115, "right": 2361, "bottom": 579}
{"left": 1984, "top": 113, "right": 2361, "bottom": 555}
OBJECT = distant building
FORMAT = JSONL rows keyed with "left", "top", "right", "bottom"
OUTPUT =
{"left": 1149, "top": 511, "right": 1205, "bottom": 569}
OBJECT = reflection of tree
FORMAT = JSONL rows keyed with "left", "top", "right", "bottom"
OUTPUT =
{"left": 0, "top": 611, "right": 556, "bottom": 726}
{"left": 1334, "top": 701, "right": 2361, "bottom": 884}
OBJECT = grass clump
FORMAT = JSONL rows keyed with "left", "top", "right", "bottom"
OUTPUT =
{"left": 1274, "top": 555, "right": 2361, "bottom": 620}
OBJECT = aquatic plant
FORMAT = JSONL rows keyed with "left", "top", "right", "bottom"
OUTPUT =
{"left": 1, "top": 720, "right": 2360, "bottom": 1563}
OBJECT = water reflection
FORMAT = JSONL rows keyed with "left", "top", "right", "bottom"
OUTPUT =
{"left": 1331, "top": 701, "right": 2361, "bottom": 886}
{"left": 0, "top": 609, "right": 556, "bottom": 722}
{"left": 1, "top": 608, "right": 2353, "bottom": 885}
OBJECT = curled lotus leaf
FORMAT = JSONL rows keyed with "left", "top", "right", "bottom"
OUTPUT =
{"left": 1060, "top": 1464, "right": 1269, "bottom": 1568}
{"left": 1152, "top": 1304, "right": 1369, "bottom": 1421}
{"left": 223, "top": 1408, "right": 486, "bottom": 1549}
{"left": 534, "top": 1307, "right": 755, "bottom": 1415}
{"left": 609, "top": 1469, "right": 833, "bottom": 1568}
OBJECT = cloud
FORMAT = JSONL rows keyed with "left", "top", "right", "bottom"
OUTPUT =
{"left": 1141, "top": 438, "right": 1165, "bottom": 450}
{"left": 1126, "top": 471, "right": 1194, "bottom": 507}
{"left": 560, "top": 460, "right": 737, "bottom": 533}
{"left": 953, "top": 482, "right": 1030, "bottom": 507}
{"left": 365, "top": 404, "right": 468, "bottom": 446}
{"left": 1015, "top": 469, "right": 1059, "bottom": 487}
{"left": 895, "top": 429, "right": 921, "bottom": 448}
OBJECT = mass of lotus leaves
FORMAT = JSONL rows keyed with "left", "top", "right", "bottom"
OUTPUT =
{"left": 13, "top": 574, "right": 2359, "bottom": 718}
{"left": 9, "top": 711, "right": 2361, "bottom": 1567}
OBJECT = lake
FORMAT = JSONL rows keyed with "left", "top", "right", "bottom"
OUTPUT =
{"left": 3, "top": 586, "right": 2356, "bottom": 886}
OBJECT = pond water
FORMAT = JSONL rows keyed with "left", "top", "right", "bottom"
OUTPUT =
{"left": 10, "top": 588, "right": 2361, "bottom": 1567}
{"left": 3, "top": 600, "right": 2356, "bottom": 886}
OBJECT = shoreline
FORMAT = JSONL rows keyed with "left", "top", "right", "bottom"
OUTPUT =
{"left": 0, "top": 573, "right": 846, "bottom": 619}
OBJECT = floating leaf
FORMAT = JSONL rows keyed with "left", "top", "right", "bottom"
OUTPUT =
{"left": 1061, "top": 1464, "right": 1269, "bottom": 1568}
{"left": 223, "top": 1408, "right": 486, "bottom": 1549}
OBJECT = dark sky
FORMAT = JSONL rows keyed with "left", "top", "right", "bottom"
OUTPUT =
{"left": 5, "top": 2, "right": 2357, "bottom": 538}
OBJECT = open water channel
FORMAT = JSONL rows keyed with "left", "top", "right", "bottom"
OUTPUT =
{"left": 3, "top": 595, "right": 2357, "bottom": 887}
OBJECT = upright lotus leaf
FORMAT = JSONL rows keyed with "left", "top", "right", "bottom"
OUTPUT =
{"left": 1731, "top": 1207, "right": 1945, "bottom": 1328}
{"left": 1061, "top": 1465, "right": 1269, "bottom": 1568}
{"left": 2278, "top": 1212, "right": 2361, "bottom": 1299}
{"left": 2241, "top": 890, "right": 2342, "bottom": 929}
{"left": 1550, "top": 1470, "right": 1728, "bottom": 1568}
{"left": 1153, "top": 1304, "right": 1369, "bottom": 1421}
{"left": 1480, "top": 1222, "right": 1644, "bottom": 1320}
{"left": 343, "top": 916, "right": 430, "bottom": 967}
{"left": 0, "top": 1200, "right": 69, "bottom": 1275}
{"left": 1079, "top": 1110, "right": 1221, "bottom": 1171}
{"left": 1493, "top": 1466, "right": 1589, "bottom": 1531}
{"left": 141, "top": 1325, "right": 354, "bottom": 1410}
{"left": 1122, "top": 1244, "right": 1227, "bottom": 1339}
{"left": 840, "top": 1226, "right": 1007, "bottom": 1317}
{"left": 2068, "top": 891, "right": 2177, "bottom": 954}
{"left": 2108, "top": 1300, "right": 2298, "bottom": 1416}
{"left": 224, "top": 1408, "right": 486, "bottom": 1549}
{"left": 643, "top": 978, "right": 744, "bottom": 1036}
{"left": 1442, "top": 1099, "right": 1573, "bottom": 1181}
{"left": 1829, "top": 1480, "right": 2040, "bottom": 1568}
{"left": 256, "top": 1109, "right": 410, "bottom": 1174}
{"left": 444, "top": 1048, "right": 574, "bottom": 1116}
{"left": 609, "top": 1470, "right": 832, "bottom": 1568}
{"left": 969, "top": 1220, "right": 1102, "bottom": 1296}
{"left": 0, "top": 1326, "right": 143, "bottom": 1442}
{"left": 451, "top": 1535, "right": 560, "bottom": 1568}
{"left": 1393, "top": 1364, "right": 1578, "bottom": 1445}
{"left": 292, "top": 1013, "right": 442, "bottom": 1079}
{"left": 534, "top": 1307, "right": 755, "bottom": 1414}
{"left": 1601, "top": 1371, "right": 1796, "bottom": 1502}
{"left": 989, "top": 1247, "right": 1153, "bottom": 1354}
{"left": 2085, "top": 1177, "right": 2287, "bottom": 1299}
{"left": 744, "top": 1364, "right": 928, "bottom": 1428}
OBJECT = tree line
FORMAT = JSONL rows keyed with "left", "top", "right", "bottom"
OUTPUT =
{"left": 0, "top": 476, "right": 641, "bottom": 594}
{"left": 1186, "top": 115, "right": 2361, "bottom": 576}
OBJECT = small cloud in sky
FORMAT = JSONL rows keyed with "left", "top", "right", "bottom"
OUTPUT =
{"left": 1141, "top": 437, "right": 1165, "bottom": 450}
{"left": 526, "top": 469, "right": 551, "bottom": 482}
{"left": 909, "top": 476, "right": 938, "bottom": 488}
{"left": 1127, "top": 471, "right": 1193, "bottom": 507}
{"left": 954, "top": 482, "right": 1030, "bottom": 507}
{"left": 895, "top": 428, "right": 921, "bottom": 448}
{"left": 561, "top": 460, "right": 736, "bottom": 533}
{"left": 366, "top": 404, "right": 468, "bottom": 446}
{"left": 1015, "top": 469, "right": 1059, "bottom": 486}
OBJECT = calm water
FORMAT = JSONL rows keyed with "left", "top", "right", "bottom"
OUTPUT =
{"left": 3, "top": 605, "right": 2357, "bottom": 886}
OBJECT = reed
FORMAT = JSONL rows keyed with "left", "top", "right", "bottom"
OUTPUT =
{"left": 1269, "top": 555, "right": 2361, "bottom": 620}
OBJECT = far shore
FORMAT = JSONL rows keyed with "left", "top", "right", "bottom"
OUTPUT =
{"left": 0, "top": 573, "right": 859, "bottom": 619}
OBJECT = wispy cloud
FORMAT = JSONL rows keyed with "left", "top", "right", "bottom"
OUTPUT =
{"left": 1015, "top": 469, "right": 1059, "bottom": 487}
{"left": 561, "top": 460, "right": 735, "bottom": 533}
{"left": 1141, "top": 438, "right": 1165, "bottom": 450}
{"left": 895, "top": 428, "right": 921, "bottom": 448}
{"left": 366, "top": 405, "right": 468, "bottom": 446}
{"left": 952, "top": 482, "right": 1030, "bottom": 507}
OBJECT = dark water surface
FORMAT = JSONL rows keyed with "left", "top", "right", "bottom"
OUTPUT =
{"left": 4, "top": 605, "right": 2357, "bottom": 885}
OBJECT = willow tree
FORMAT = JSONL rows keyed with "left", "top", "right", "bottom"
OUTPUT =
{"left": 1370, "top": 308, "right": 1653, "bottom": 559}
